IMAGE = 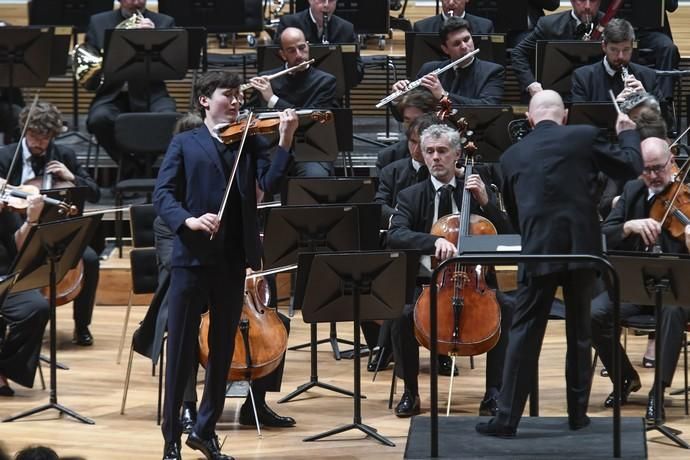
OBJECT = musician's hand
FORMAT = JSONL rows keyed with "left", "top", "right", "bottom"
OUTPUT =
{"left": 392, "top": 79, "right": 410, "bottom": 92}
{"left": 527, "top": 82, "right": 543, "bottom": 97}
{"left": 434, "top": 237, "right": 457, "bottom": 261}
{"left": 185, "top": 213, "right": 220, "bottom": 234}
{"left": 615, "top": 112, "right": 636, "bottom": 134}
{"left": 685, "top": 224, "right": 690, "bottom": 252}
{"left": 45, "top": 161, "right": 75, "bottom": 182}
{"left": 278, "top": 108, "right": 299, "bottom": 150}
{"left": 249, "top": 76, "right": 275, "bottom": 103}
{"left": 623, "top": 218, "right": 661, "bottom": 246}
{"left": 25, "top": 193, "right": 44, "bottom": 224}
{"left": 420, "top": 74, "right": 444, "bottom": 100}
{"left": 138, "top": 18, "right": 155, "bottom": 29}
{"left": 465, "top": 173, "right": 489, "bottom": 207}
{"left": 455, "top": 165, "right": 465, "bottom": 178}
{"left": 624, "top": 75, "right": 645, "bottom": 94}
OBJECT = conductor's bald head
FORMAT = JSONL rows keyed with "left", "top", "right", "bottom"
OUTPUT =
{"left": 527, "top": 90, "right": 568, "bottom": 127}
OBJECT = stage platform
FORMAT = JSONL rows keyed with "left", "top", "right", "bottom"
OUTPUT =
{"left": 405, "top": 416, "right": 647, "bottom": 459}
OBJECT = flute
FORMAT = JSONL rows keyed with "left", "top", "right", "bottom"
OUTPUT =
{"left": 375, "top": 49, "right": 480, "bottom": 108}
{"left": 240, "top": 59, "right": 315, "bottom": 91}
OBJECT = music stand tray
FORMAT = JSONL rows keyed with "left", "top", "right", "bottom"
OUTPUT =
{"left": 3, "top": 215, "right": 102, "bottom": 425}
{"left": 300, "top": 250, "right": 409, "bottom": 446}
{"left": 607, "top": 251, "right": 690, "bottom": 449}
{"left": 282, "top": 177, "right": 377, "bottom": 206}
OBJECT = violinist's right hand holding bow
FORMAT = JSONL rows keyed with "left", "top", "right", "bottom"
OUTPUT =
{"left": 185, "top": 213, "right": 219, "bottom": 235}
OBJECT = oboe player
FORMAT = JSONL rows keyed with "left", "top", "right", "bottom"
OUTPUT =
{"left": 391, "top": 17, "right": 504, "bottom": 107}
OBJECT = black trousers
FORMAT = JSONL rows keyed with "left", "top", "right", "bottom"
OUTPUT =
{"left": 496, "top": 269, "right": 595, "bottom": 429}
{"left": 162, "top": 262, "right": 245, "bottom": 443}
{"left": 0, "top": 289, "right": 49, "bottom": 388}
{"left": 391, "top": 287, "right": 513, "bottom": 396}
{"left": 73, "top": 246, "right": 99, "bottom": 329}
{"left": 86, "top": 92, "right": 176, "bottom": 164}
{"left": 591, "top": 290, "right": 690, "bottom": 389}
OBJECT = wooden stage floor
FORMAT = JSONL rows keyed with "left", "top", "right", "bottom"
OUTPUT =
{"left": 1, "top": 305, "right": 690, "bottom": 459}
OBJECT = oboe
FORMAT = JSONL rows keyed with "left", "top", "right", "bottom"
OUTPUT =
{"left": 322, "top": 12, "right": 329, "bottom": 44}
{"left": 375, "top": 49, "right": 480, "bottom": 108}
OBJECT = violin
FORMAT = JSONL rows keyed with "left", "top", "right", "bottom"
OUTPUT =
{"left": 649, "top": 169, "right": 690, "bottom": 241}
{"left": 413, "top": 120, "right": 501, "bottom": 357}
{"left": 0, "top": 178, "right": 78, "bottom": 216}
{"left": 198, "top": 273, "right": 288, "bottom": 381}
{"left": 216, "top": 109, "right": 332, "bottom": 145}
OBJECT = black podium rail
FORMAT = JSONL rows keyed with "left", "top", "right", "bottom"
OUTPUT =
{"left": 427, "top": 253, "right": 622, "bottom": 458}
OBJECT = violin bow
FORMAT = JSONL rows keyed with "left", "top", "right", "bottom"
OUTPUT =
{"left": 657, "top": 137, "right": 690, "bottom": 226}
{"left": 669, "top": 124, "right": 690, "bottom": 151}
{"left": 1, "top": 93, "right": 40, "bottom": 197}
{"left": 210, "top": 111, "right": 254, "bottom": 241}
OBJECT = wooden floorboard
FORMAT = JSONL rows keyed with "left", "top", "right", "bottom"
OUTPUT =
{"left": 1, "top": 304, "right": 690, "bottom": 459}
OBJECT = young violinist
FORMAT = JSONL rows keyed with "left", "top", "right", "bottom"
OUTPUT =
{"left": 0, "top": 193, "right": 48, "bottom": 397}
{"left": 591, "top": 136, "right": 690, "bottom": 424}
{"left": 386, "top": 123, "right": 513, "bottom": 417}
{"left": 0, "top": 101, "right": 100, "bottom": 347}
{"left": 154, "top": 71, "right": 298, "bottom": 460}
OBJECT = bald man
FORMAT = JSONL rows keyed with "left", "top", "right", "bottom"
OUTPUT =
{"left": 592, "top": 136, "right": 690, "bottom": 424}
{"left": 477, "top": 90, "right": 643, "bottom": 437}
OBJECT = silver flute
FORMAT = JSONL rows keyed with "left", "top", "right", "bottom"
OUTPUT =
{"left": 375, "top": 48, "right": 480, "bottom": 108}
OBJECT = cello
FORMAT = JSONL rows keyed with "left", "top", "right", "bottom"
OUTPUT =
{"left": 413, "top": 120, "right": 502, "bottom": 357}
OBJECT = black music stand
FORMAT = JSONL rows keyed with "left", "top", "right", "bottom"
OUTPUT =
{"left": 0, "top": 273, "right": 19, "bottom": 309}
{"left": 568, "top": 102, "right": 617, "bottom": 136}
{"left": 159, "top": 0, "right": 263, "bottom": 34}
{"left": 282, "top": 177, "right": 377, "bottom": 206}
{"left": 599, "top": 0, "right": 665, "bottom": 30}
{"left": 536, "top": 41, "right": 603, "bottom": 99}
{"left": 293, "top": 114, "right": 339, "bottom": 163}
{"left": 102, "top": 29, "right": 189, "bottom": 111}
{"left": 454, "top": 106, "right": 514, "bottom": 162}
{"left": 607, "top": 252, "right": 690, "bottom": 449}
{"left": 404, "top": 32, "right": 507, "bottom": 79}
{"left": 466, "top": 0, "right": 532, "bottom": 33}
{"left": 0, "top": 27, "right": 53, "bottom": 111}
{"left": 28, "top": 0, "right": 114, "bottom": 132}
{"left": 300, "top": 251, "right": 409, "bottom": 446}
{"left": 3, "top": 215, "right": 102, "bottom": 424}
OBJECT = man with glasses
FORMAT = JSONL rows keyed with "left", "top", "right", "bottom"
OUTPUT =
{"left": 590, "top": 136, "right": 690, "bottom": 424}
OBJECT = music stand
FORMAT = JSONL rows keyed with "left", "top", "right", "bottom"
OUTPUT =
{"left": 454, "top": 106, "right": 514, "bottom": 162}
{"left": 102, "top": 28, "right": 189, "bottom": 111}
{"left": 0, "top": 273, "right": 19, "bottom": 310}
{"left": 3, "top": 214, "right": 102, "bottom": 424}
{"left": 536, "top": 41, "right": 603, "bottom": 98}
{"left": 0, "top": 27, "right": 53, "bottom": 111}
{"left": 158, "top": 0, "right": 264, "bottom": 34}
{"left": 607, "top": 251, "right": 690, "bottom": 449}
{"left": 300, "top": 251, "right": 409, "bottom": 446}
{"left": 404, "top": 32, "right": 506, "bottom": 80}
{"left": 282, "top": 177, "right": 377, "bottom": 206}
{"left": 568, "top": 102, "right": 617, "bottom": 136}
{"left": 599, "top": 0, "right": 665, "bottom": 30}
{"left": 466, "top": 0, "right": 531, "bottom": 33}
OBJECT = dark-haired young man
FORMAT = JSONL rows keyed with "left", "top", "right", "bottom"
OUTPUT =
{"left": 154, "top": 71, "right": 298, "bottom": 460}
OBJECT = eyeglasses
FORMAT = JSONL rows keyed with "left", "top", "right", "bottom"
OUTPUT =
{"left": 641, "top": 155, "right": 672, "bottom": 176}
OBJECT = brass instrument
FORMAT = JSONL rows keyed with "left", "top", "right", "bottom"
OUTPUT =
{"left": 240, "top": 59, "right": 315, "bottom": 92}
{"left": 376, "top": 49, "right": 480, "bottom": 108}
{"left": 71, "top": 10, "right": 146, "bottom": 91}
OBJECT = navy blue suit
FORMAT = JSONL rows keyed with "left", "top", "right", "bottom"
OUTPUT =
{"left": 154, "top": 125, "right": 292, "bottom": 442}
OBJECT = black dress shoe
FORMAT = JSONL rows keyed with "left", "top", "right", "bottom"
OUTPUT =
{"left": 479, "top": 397, "right": 498, "bottom": 416}
{"left": 603, "top": 376, "right": 641, "bottom": 408}
{"left": 239, "top": 402, "right": 296, "bottom": 427}
{"left": 438, "top": 356, "right": 458, "bottom": 377}
{"left": 162, "top": 441, "right": 182, "bottom": 460}
{"left": 645, "top": 391, "right": 666, "bottom": 425}
{"left": 367, "top": 347, "right": 393, "bottom": 372}
{"left": 186, "top": 432, "right": 234, "bottom": 460}
{"left": 568, "top": 415, "right": 591, "bottom": 431}
{"left": 72, "top": 326, "right": 93, "bottom": 346}
{"left": 394, "top": 390, "right": 421, "bottom": 417}
{"left": 475, "top": 418, "right": 516, "bottom": 438}
{"left": 180, "top": 405, "right": 197, "bottom": 434}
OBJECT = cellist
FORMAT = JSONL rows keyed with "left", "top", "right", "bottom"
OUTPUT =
{"left": 387, "top": 123, "right": 513, "bottom": 418}
{"left": 0, "top": 101, "right": 100, "bottom": 347}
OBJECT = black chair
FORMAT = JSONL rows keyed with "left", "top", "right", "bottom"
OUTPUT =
{"left": 116, "top": 204, "right": 159, "bottom": 364}
{"left": 114, "top": 112, "right": 181, "bottom": 257}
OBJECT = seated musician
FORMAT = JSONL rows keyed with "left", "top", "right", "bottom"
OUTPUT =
{"left": 571, "top": 19, "right": 661, "bottom": 104}
{"left": 591, "top": 136, "right": 690, "bottom": 424}
{"left": 511, "top": 0, "right": 604, "bottom": 97}
{"left": 413, "top": 0, "right": 494, "bottom": 34}
{"left": 507, "top": 1, "right": 560, "bottom": 48}
{"left": 0, "top": 101, "right": 101, "bottom": 347}
{"left": 376, "top": 89, "right": 437, "bottom": 174}
{"left": 599, "top": 0, "right": 679, "bottom": 102}
{"left": 276, "top": 0, "right": 363, "bottom": 87}
{"left": 247, "top": 26, "right": 337, "bottom": 177}
{"left": 84, "top": 0, "right": 176, "bottom": 173}
{"left": 392, "top": 17, "right": 504, "bottom": 109}
{"left": 0, "top": 194, "right": 48, "bottom": 396}
{"left": 387, "top": 123, "right": 513, "bottom": 417}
